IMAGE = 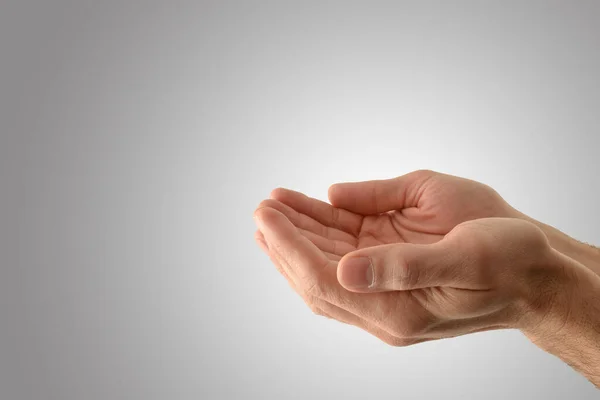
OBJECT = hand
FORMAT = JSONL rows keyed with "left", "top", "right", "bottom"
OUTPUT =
{"left": 254, "top": 206, "right": 570, "bottom": 346}
{"left": 254, "top": 170, "right": 600, "bottom": 386}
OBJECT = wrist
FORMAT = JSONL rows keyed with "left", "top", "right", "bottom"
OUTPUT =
{"left": 513, "top": 209, "right": 600, "bottom": 276}
{"left": 516, "top": 248, "right": 578, "bottom": 340}
{"left": 520, "top": 249, "right": 600, "bottom": 387}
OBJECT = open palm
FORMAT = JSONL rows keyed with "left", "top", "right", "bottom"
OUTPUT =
{"left": 261, "top": 170, "right": 517, "bottom": 262}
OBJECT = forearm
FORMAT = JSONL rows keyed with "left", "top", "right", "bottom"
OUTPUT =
{"left": 523, "top": 250, "right": 600, "bottom": 388}
{"left": 516, "top": 210, "right": 600, "bottom": 276}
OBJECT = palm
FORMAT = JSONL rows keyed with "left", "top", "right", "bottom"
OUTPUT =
{"left": 354, "top": 212, "right": 442, "bottom": 248}
{"left": 268, "top": 171, "right": 514, "bottom": 260}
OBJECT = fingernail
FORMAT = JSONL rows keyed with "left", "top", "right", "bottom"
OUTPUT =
{"left": 340, "top": 257, "right": 373, "bottom": 289}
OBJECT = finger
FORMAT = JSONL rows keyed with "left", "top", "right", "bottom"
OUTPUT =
{"left": 257, "top": 226, "right": 316, "bottom": 299}
{"left": 254, "top": 206, "right": 333, "bottom": 291}
{"left": 270, "top": 188, "right": 363, "bottom": 237}
{"left": 310, "top": 296, "right": 424, "bottom": 347}
{"left": 313, "top": 307, "right": 336, "bottom": 321}
{"left": 298, "top": 228, "right": 356, "bottom": 257}
{"left": 328, "top": 170, "right": 436, "bottom": 215}
{"left": 258, "top": 199, "right": 358, "bottom": 245}
{"left": 337, "top": 240, "right": 480, "bottom": 293}
{"left": 255, "top": 229, "right": 294, "bottom": 284}
{"left": 254, "top": 230, "right": 269, "bottom": 253}
{"left": 307, "top": 292, "right": 425, "bottom": 346}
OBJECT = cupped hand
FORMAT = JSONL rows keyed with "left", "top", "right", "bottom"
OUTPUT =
{"left": 254, "top": 206, "right": 571, "bottom": 345}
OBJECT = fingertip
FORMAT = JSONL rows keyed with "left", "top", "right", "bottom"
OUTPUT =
{"left": 327, "top": 183, "right": 342, "bottom": 203}
{"left": 253, "top": 206, "right": 298, "bottom": 245}
{"left": 270, "top": 187, "right": 290, "bottom": 201}
{"left": 336, "top": 255, "right": 374, "bottom": 292}
{"left": 253, "top": 205, "right": 280, "bottom": 226}
{"left": 253, "top": 207, "right": 275, "bottom": 234}
{"left": 256, "top": 198, "right": 277, "bottom": 211}
{"left": 328, "top": 182, "right": 353, "bottom": 207}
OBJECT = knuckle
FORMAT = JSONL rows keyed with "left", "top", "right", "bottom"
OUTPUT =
{"left": 379, "top": 334, "right": 415, "bottom": 347}
{"left": 414, "top": 169, "right": 435, "bottom": 177}
{"left": 305, "top": 296, "right": 321, "bottom": 316}
{"left": 390, "top": 337, "right": 414, "bottom": 347}
{"left": 521, "top": 224, "right": 551, "bottom": 255}
{"left": 380, "top": 336, "right": 402, "bottom": 347}
{"left": 310, "top": 305, "right": 324, "bottom": 317}
{"left": 408, "top": 169, "right": 437, "bottom": 185}
{"left": 391, "top": 316, "right": 430, "bottom": 338}
{"left": 303, "top": 277, "right": 324, "bottom": 298}
{"left": 331, "top": 206, "right": 340, "bottom": 225}
{"left": 450, "top": 224, "right": 490, "bottom": 262}
{"left": 393, "top": 258, "right": 419, "bottom": 290}
{"left": 391, "top": 319, "right": 413, "bottom": 338}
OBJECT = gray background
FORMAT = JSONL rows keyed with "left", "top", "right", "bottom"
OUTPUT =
{"left": 2, "top": 1, "right": 599, "bottom": 399}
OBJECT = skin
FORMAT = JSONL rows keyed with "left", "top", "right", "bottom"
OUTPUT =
{"left": 253, "top": 170, "right": 600, "bottom": 387}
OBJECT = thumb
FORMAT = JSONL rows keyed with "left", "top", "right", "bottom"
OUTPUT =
{"left": 337, "top": 241, "right": 469, "bottom": 293}
{"left": 327, "top": 170, "right": 435, "bottom": 215}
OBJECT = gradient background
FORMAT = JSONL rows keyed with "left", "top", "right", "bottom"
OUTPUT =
{"left": 2, "top": 1, "right": 600, "bottom": 399}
